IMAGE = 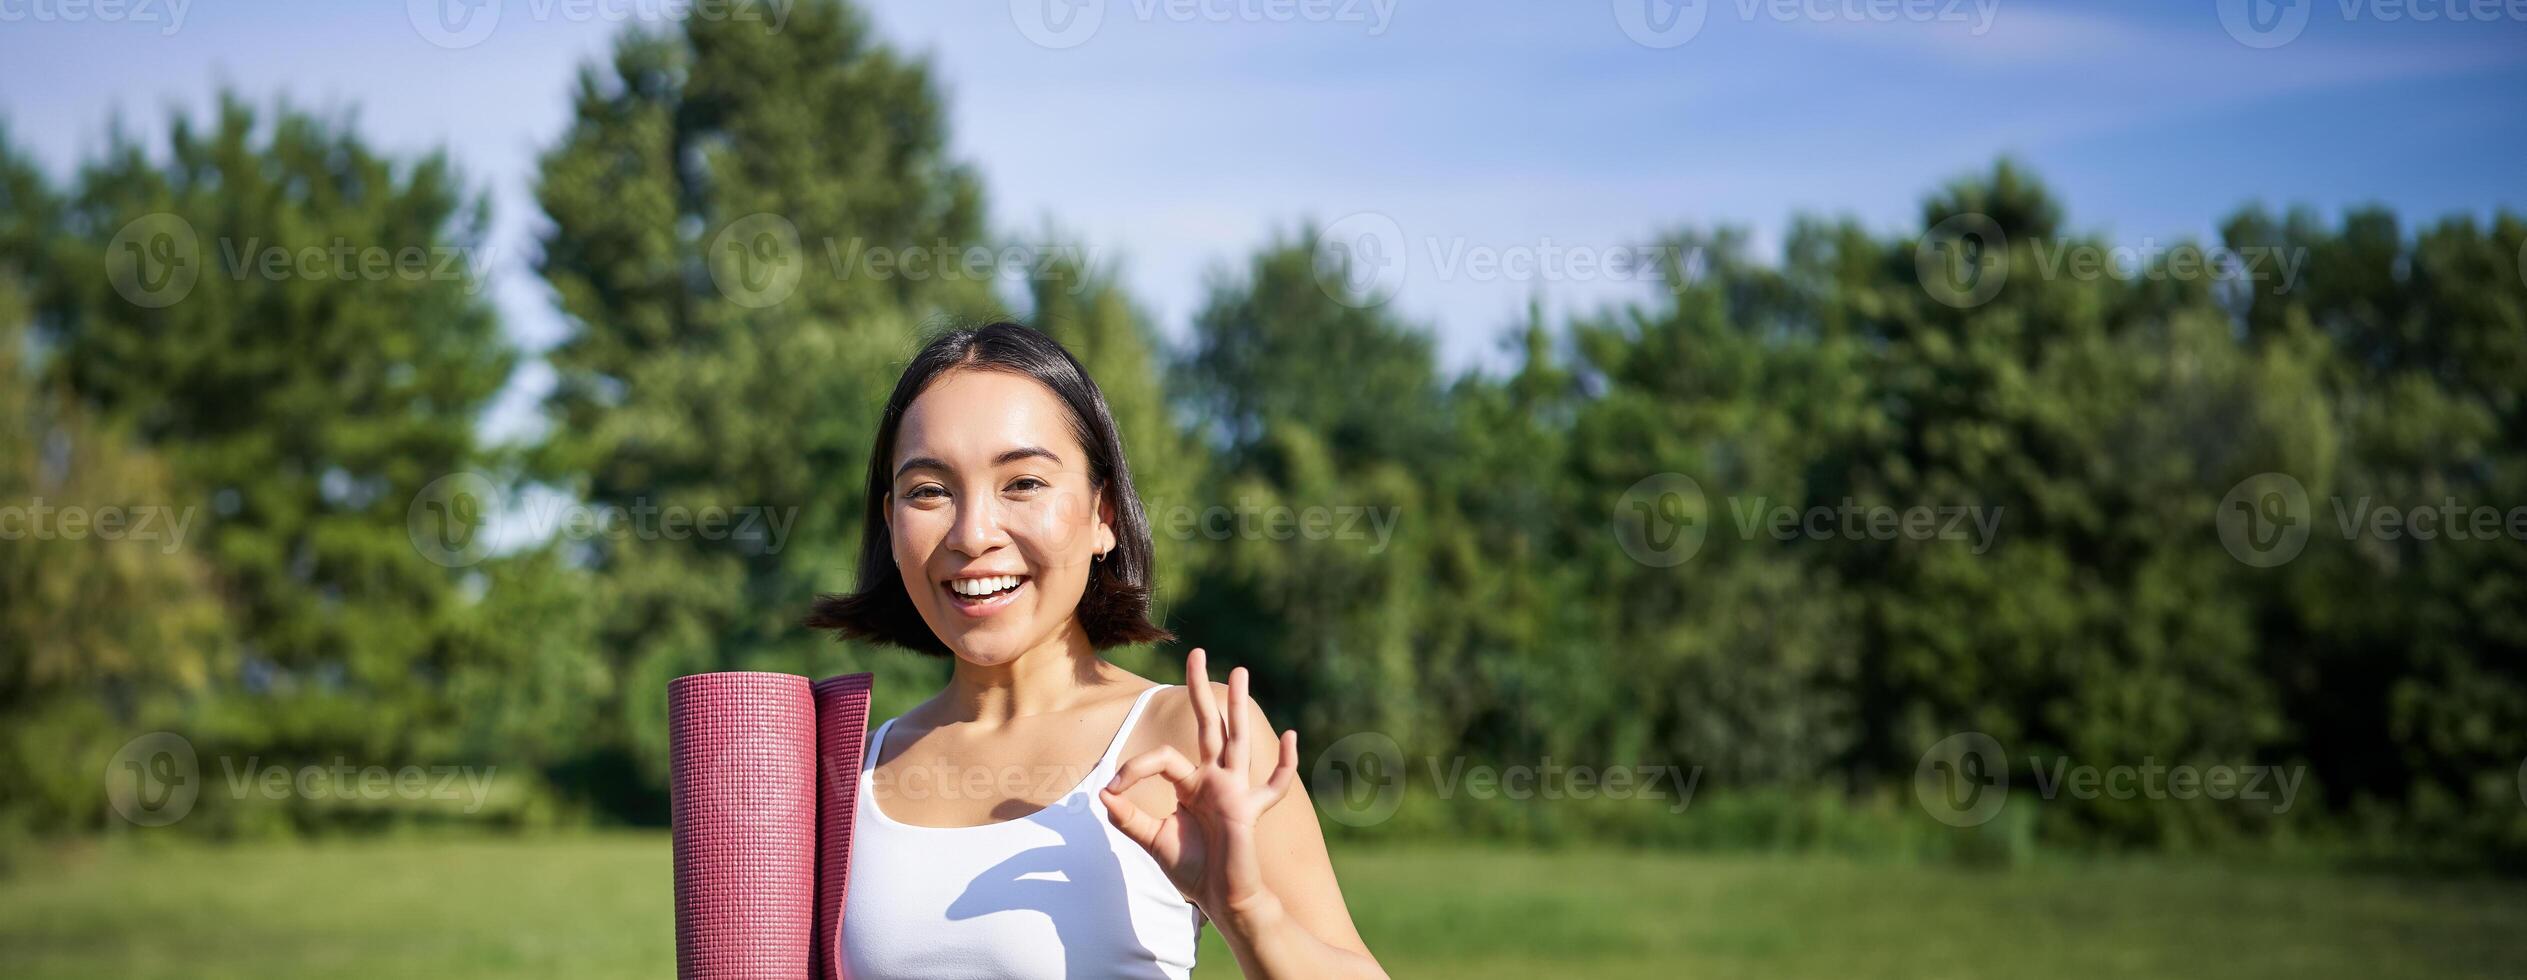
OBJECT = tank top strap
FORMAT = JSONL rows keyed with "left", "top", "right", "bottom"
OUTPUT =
{"left": 863, "top": 715, "right": 895, "bottom": 770}
{"left": 1091, "top": 684, "right": 1168, "bottom": 774}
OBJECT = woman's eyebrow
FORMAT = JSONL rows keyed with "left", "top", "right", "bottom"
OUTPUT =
{"left": 892, "top": 446, "right": 1061, "bottom": 480}
{"left": 993, "top": 446, "right": 1061, "bottom": 468}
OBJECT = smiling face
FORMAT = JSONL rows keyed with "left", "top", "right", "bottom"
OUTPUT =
{"left": 886, "top": 368, "right": 1116, "bottom": 666}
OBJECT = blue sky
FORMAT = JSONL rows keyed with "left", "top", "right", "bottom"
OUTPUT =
{"left": 3, "top": 0, "right": 2523, "bottom": 440}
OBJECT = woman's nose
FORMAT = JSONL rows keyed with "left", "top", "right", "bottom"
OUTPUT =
{"left": 944, "top": 493, "right": 1011, "bottom": 556}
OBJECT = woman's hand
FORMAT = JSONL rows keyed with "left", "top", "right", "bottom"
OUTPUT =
{"left": 1100, "top": 648, "right": 1300, "bottom": 924}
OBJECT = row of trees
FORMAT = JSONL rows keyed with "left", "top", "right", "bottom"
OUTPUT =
{"left": 3, "top": 2, "right": 2521, "bottom": 866}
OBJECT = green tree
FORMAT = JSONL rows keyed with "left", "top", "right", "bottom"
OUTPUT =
{"left": 33, "top": 96, "right": 517, "bottom": 832}
{"left": 1823, "top": 165, "right": 2315, "bottom": 844}
{"left": 1171, "top": 230, "right": 1451, "bottom": 752}
{"left": 533, "top": 1, "right": 1001, "bottom": 808}
{"left": 0, "top": 270, "right": 228, "bottom": 843}
{"left": 1565, "top": 229, "right": 1865, "bottom": 784}
{"left": 1177, "top": 228, "right": 1450, "bottom": 471}
{"left": 2226, "top": 205, "right": 2527, "bottom": 864}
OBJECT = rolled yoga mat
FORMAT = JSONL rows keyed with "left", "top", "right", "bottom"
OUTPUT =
{"left": 811, "top": 673, "right": 872, "bottom": 980}
{"left": 670, "top": 671, "right": 878, "bottom": 979}
{"left": 670, "top": 672, "right": 818, "bottom": 979}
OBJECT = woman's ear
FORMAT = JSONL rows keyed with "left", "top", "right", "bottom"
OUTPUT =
{"left": 1096, "top": 486, "right": 1118, "bottom": 558}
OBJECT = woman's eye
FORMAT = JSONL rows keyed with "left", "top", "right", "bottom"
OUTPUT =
{"left": 1006, "top": 477, "right": 1049, "bottom": 494}
{"left": 904, "top": 485, "right": 948, "bottom": 501}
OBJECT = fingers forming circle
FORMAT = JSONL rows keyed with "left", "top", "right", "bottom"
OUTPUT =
{"left": 1112, "top": 744, "right": 1200, "bottom": 795}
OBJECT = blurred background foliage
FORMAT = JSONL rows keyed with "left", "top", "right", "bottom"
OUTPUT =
{"left": 2, "top": 0, "right": 2523, "bottom": 872}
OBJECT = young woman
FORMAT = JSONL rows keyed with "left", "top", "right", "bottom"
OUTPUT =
{"left": 809, "top": 323, "right": 1388, "bottom": 979}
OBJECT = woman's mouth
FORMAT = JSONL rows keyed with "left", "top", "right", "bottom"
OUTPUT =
{"left": 943, "top": 574, "right": 1029, "bottom": 617}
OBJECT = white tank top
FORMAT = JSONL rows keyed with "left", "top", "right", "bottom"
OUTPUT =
{"left": 843, "top": 684, "right": 1203, "bottom": 979}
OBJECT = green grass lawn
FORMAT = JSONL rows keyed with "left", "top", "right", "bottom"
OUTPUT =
{"left": 4, "top": 834, "right": 2520, "bottom": 978}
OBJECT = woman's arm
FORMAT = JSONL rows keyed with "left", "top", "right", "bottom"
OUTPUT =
{"left": 1101, "top": 650, "right": 1389, "bottom": 980}
{"left": 1200, "top": 698, "right": 1387, "bottom": 979}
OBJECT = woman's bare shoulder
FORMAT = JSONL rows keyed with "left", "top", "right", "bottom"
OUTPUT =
{"left": 1127, "top": 677, "right": 1277, "bottom": 766}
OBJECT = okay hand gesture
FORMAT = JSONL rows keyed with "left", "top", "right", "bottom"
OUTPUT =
{"left": 1099, "top": 648, "right": 1300, "bottom": 921}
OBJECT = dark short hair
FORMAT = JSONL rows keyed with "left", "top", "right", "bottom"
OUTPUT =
{"left": 806, "top": 322, "right": 1173, "bottom": 655}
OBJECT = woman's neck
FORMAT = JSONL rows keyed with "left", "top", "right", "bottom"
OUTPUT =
{"left": 937, "top": 623, "right": 1127, "bottom": 724}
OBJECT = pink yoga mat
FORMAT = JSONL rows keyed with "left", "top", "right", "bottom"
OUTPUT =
{"left": 670, "top": 672, "right": 818, "bottom": 979}
{"left": 811, "top": 673, "right": 872, "bottom": 980}
{"left": 670, "top": 670, "right": 875, "bottom": 980}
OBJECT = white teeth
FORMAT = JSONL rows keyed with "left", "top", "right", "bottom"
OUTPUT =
{"left": 951, "top": 575, "right": 1021, "bottom": 597}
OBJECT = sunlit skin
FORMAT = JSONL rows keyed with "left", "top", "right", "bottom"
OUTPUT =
{"left": 874, "top": 367, "right": 1387, "bottom": 979}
